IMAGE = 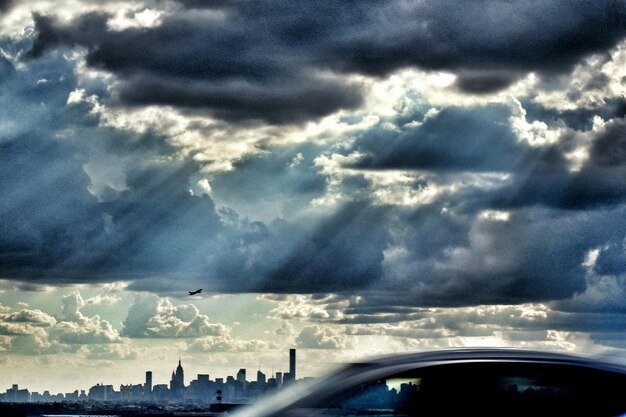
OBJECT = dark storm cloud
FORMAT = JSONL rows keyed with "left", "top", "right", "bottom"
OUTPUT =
{"left": 258, "top": 201, "right": 389, "bottom": 293}
{"left": 345, "top": 102, "right": 626, "bottom": 210}
{"left": 117, "top": 73, "right": 362, "bottom": 124}
{"left": 590, "top": 118, "right": 626, "bottom": 166}
{"left": 27, "top": 0, "right": 626, "bottom": 123}
{"left": 340, "top": 101, "right": 626, "bottom": 308}
{"left": 0, "top": 0, "right": 13, "bottom": 13}
{"left": 0, "top": 53, "right": 101, "bottom": 278}
{"left": 491, "top": 120, "right": 626, "bottom": 210}
{"left": 0, "top": 132, "right": 100, "bottom": 278}
{"left": 281, "top": 103, "right": 625, "bottom": 312}
{"left": 454, "top": 71, "right": 524, "bottom": 94}
{"left": 323, "top": 0, "right": 626, "bottom": 77}
{"left": 0, "top": 116, "right": 222, "bottom": 281}
{"left": 0, "top": 51, "right": 218, "bottom": 283}
{"left": 268, "top": 198, "right": 622, "bottom": 314}
{"left": 1, "top": 116, "right": 383, "bottom": 291}
{"left": 27, "top": 11, "right": 363, "bottom": 124}
{"left": 594, "top": 243, "right": 626, "bottom": 278}
{"left": 0, "top": 55, "right": 15, "bottom": 87}
{"left": 350, "top": 104, "right": 537, "bottom": 172}
{"left": 91, "top": 163, "right": 224, "bottom": 277}
{"left": 124, "top": 200, "right": 390, "bottom": 294}
{"left": 27, "top": 13, "right": 108, "bottom": 59}
{"left": 0, "top": 47, "right": 390, "bottom": 294}
{"left": 521, "top": 98, "right": 626, "bottom": 131}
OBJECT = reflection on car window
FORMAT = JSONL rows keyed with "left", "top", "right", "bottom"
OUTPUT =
{"left": 332, "top": 378, "right": 420, "bottom": 416}
{"left": 281, "top": 362, "right": 626, "bottom": 417}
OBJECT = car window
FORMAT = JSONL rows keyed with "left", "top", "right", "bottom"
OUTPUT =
{"left": 278, "top": 362, "right": 626, "bottom": 417}
{"left": 327, "top": 377, "right": 421, "bottom": 416}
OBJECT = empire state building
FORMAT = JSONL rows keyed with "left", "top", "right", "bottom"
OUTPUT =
{"left": 170, "top": 358, "right": 185, "bottom": 398}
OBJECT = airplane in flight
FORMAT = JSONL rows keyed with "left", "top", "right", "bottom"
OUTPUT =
{"left": 188, "top": 289, "right": 202, "bottom": 295}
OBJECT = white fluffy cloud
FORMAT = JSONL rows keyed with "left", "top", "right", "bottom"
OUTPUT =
{"left": 296, "top": 325, "right": 352, "bottom": 349}
{"left": 1, "top": 309, "right": 57, "bottom": 327}
{"left": 0, "top": 307, "right": 57, "bottom": 351}
{"left": 84, "top": 294, "right": 122, "bottom": 306}
{"left": 266, "top": 294, "right": 349, "bottom": 321}
{"left": 533, "top": 41, "right": 626, "bottom": 111}
{"left": 52, "top": 320, "right": 121, "bottom": 345}
{"left": 52, "top": 292, "right": 122, "bottom": 344}
{"left": 122, "top": 294, "right": 227, "bottom": 338}
{"left": 0, "top": 304, "right": 51, "bottom": 354}
{"left": 0, "top": 292, "right": 125, "bottom": 354}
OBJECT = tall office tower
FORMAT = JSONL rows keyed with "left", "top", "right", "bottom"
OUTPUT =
{"left": 257, "top": 370, "right": 266, "bottom": 385}
{"left": 145, "top": 371, "right": 153, "bottom": 396}
{"left": 237, "top": 368, "right": 247, "bottom": 383}
{"left": 275, "top": 372, "right": 283, "bottom": 385}
{"left": 290, "top": 348, "right": 296, "bottom": 381}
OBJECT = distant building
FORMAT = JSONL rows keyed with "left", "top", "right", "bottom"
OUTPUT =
{"left": 88, "top": 383, "right": 114, "bottom": 401}
{"left": 170, "top": 359, "right": 185, "bottom": 399}
{"left": 257, "top": 370, "right": 266, "bottom": 385}
{"left": 152, "top": 384, "right": 169, "bottom": 401}
{"left": 189, "top": 374, "right": 211, "bottom": 402}
{"left": 65, "top": 390, "right": 79, "bottom": 400}
{"left": 51, "top": 393, "right": 64, "bottom": 401}
{"left": 290, "top": 348, "right": 296, "bottom": 381}
{"left": 225, "top": 376, "right": 235, "bottom": 400}
{"left": 235, "top": 369, "right": 246, "bottom": 400}
{"left": 120, "top": 383, "right": 144, "bottom": 401}
{"left": 237, "top": 368, "right": 246, "bottom": 383}
{"left": 4, "top": 384, "right": 30, "bottom": 403}
{"left": 145, "top": 371, "right": 152, "bottom": 398}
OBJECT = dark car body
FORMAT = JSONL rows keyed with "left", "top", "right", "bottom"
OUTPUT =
{"left": 234, "top": 349, "right": 626, "bottom": 417}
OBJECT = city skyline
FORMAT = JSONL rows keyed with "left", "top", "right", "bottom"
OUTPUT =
{"left": 1, "top": 349, "right": 305, "bottom": 402}
{"left": 0, "top": 288, "right": 351, "bottom": 393}
{"left": 1, "top": 0, "right": 625, "bottom": 396}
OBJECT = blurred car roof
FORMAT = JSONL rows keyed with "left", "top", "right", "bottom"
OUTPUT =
{"left": 233, "top": 348, "right": 626, "bottom": 417}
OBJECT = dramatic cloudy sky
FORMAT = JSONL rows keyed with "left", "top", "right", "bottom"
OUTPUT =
{"left": 1, "top": 0, "right": 625, "bottom": 393}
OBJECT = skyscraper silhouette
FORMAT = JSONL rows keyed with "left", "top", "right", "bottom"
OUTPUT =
{"left": 257, "top": 370, "right": 266, "bottom": 384}
{"left": 290, "top": 349, "right": 296, "bottom": 381}
{"left": 170, "top": 358, "right": 185, "bottom": 399}
{"left": 237, "top": 368, "right": 246, "bottom": 383}
{"left": 145, "top": 371, "right": 152, "bottom": 397}
{"left": 177, "top": 359, "right": 185, "bottom": 385}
